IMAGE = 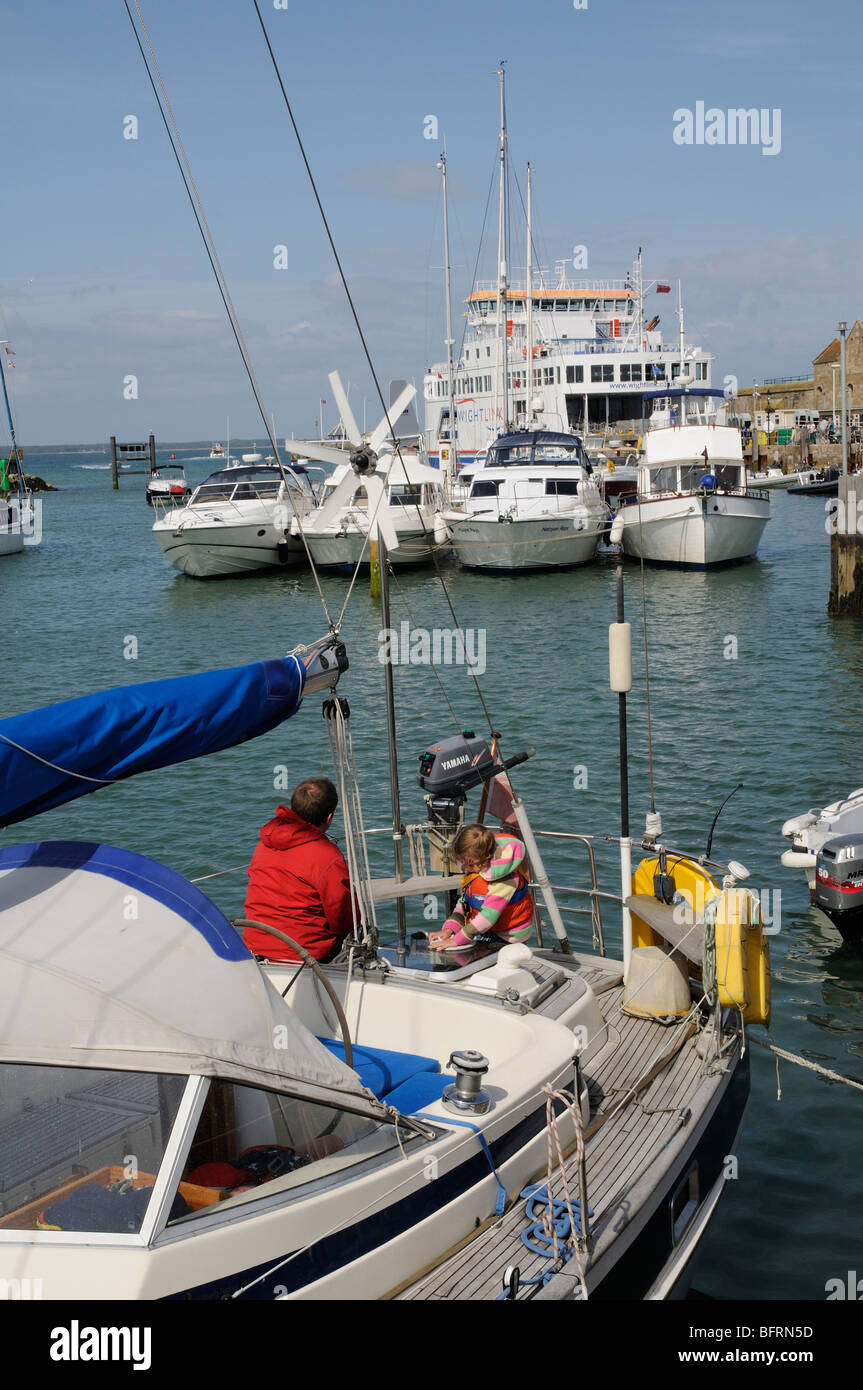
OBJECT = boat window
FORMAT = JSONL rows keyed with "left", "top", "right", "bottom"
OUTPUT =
{"left": 545, "top": 478, "right": 580, "bottom": 495}
{"left": 540, "top": 299, "right": 554, "bottom": 312}
{"left": 649, "top": 466, "right": 677, "bottom": 492}
{"left": 389, "top": 484, "right": 424, "bottom": 506}
{"left": 168, "top": 1078, "right": 417, "bottom": 1223}
{"left": 555, "top": 300, "right": 568, "bottom": 313}
{"left": 0, "top": 1064, "right": 188, "bottom": 1235}
{"left": 471, "top": 479, "right": 502, "bottom": 498}
{"left": 713, "top": 465, "right": 743, "bottom": 490}
{"left": 193, "top": 484, "right": 236, "bottom": 503}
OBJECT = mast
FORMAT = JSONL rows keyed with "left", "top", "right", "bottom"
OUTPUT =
{"left": 438, "top": 150, "right": 458, "bottom": 490}
{"left": 0, "top": 343, "right": 25, "bottom": 495}
{"left": 677, "top": 279, "right": 686, "bottom": 383}
{"left": 496, "top": 64, "right": 510, "bottom": 435}
{"left": 525, "top": 163, "right": 533, "bottom": 427}
{"left": 635, "top": 248, "right": 644, "bottom": 348}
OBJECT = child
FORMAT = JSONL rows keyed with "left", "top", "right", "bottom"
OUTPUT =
{"left": 428, "top": 824, "right": 533, "bottom": 950}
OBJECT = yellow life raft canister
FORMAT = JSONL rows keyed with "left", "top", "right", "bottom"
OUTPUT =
{"left": 629, "top": 855, "right": 771, "bottom": 1027}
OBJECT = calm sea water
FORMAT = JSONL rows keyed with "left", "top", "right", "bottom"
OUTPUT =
{"left": 4, "top": 447, "right": 863, "bottom": 1300}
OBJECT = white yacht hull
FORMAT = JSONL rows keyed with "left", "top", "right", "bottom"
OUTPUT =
{"left": 0, "top": 498, "right": 32, "bottom": 556}
{"left": 619, "top": 493, "right": 770, "bottom": 568}
{"left": 304, "top": 525, "right": 437, "bottom": 573}
{"left": 154, "top": 514, "right": 299, "bottom": 578}
{"left": 447, "top": 512, "right": 604, "bottom": 571}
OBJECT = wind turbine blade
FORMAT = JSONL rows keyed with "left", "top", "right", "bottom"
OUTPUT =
{"left": 284, "top": 439, "right": 349, "bottom": 469}
{"left": 306, "top": 470, "right": 363, "bottom": 532}
{"left": 328, "top": 371, "right": 362, "bottom": 447}
{"left": 368, "top": 383, "right": 417, "bottom": 455}
{"left": 365, "top": 475, "right": 399, "bottom": 552}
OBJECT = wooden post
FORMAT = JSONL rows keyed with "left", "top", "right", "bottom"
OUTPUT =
{"left": 369, "top": 538, "right": 381, "bottom": 599}
{"left": 828, "top": 474, "right": 863, "bottom": 615}
{"left": 148, "top": 433, "right": 156, "bottom": 476}
{"left": 110, "top": 436, "right": 119, "bottom": 490}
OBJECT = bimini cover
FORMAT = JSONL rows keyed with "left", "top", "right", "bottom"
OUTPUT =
{"left": 0, "top": 657, "right": 305, "bottom": 829}
{"left": 0, "top": 842, "right": 377, "bottom": 1113}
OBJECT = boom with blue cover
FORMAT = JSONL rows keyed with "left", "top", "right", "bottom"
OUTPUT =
{"left": 0, "top": 656, "right": 305, "bottom": 828}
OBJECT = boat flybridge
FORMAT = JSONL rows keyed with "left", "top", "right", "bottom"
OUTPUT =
{"left": 611, "top": 388, "right": 772, "bottom": 568}
{"left": 444, "top": 429, "right": 610, "bottom": 571}
{"left": 0, "top": 602, "right": 769, "bottom": 1300}
{"left": 152, "top": 459, "right": 320, "bottom": 578}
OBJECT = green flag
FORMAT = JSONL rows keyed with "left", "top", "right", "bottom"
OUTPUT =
{"left": 0, "top": 458, "right": 9, "bottom": 492}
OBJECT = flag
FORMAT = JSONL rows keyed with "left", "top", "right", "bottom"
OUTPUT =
{"left": 651, "top": 364, "right": 664, "bottom": 378}
{"left": 4, "top": 347, "right": 15, "bottom": 368}
{"left": 656, "top": 284, "right": 671, "bottom": 294}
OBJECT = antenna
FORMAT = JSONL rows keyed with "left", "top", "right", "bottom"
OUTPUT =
{"left": 705, "top": 783, "right": 744, "bottom": 860}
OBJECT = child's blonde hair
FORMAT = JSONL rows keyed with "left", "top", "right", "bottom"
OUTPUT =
{"left": 451, "top": 824, "right": 496, "bottom": 865}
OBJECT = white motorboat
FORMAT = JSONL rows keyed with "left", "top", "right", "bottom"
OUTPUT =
{"left": 152, "top": 460, "right": 319, "bottom": 578}
{"left": 444, "top": 429, "right": 609, "bottom": 571}
{"left": 287, "top": 374, "right": 446, "bottom": 572}
{"left": 612, "top": 389, "right": 771, "bottom": 568}
{"left": 300, "top": 453, "right": 445, "bottom": 572}
{"left": 781, "top": 787, "right": 863, "bottom": 895}
{"left": 145, "top": 461, "right": 191, "bottom": 507}
{"left": 209, "top": 443, "right": 227, "bottom": 459}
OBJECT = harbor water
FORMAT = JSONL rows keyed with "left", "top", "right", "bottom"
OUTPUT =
{"left": 4, "top": 448, "right": 863, "bottom": 1300}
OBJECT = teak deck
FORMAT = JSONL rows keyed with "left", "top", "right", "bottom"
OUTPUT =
{"left": 394, "top": 958, "right": 721, "bottom": 1301}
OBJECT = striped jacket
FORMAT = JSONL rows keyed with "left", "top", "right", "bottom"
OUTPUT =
{"left": 444, "top": 833, "right": 533, "bottom": 945}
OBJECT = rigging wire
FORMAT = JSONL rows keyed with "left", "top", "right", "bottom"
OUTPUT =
{"left": 123, "top": 0, "right": 336, "bottom": 632}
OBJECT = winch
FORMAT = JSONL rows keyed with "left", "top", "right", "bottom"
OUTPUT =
{"left": 443, "top": 1049, "right": 491, "bottom": 1114}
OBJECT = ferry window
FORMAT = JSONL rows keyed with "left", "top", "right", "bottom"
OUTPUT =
{"left": 540, "top": 299, "right": 553, "bottom": 312}
{"left": 651, "top": 466, "right": 677, "bottom": 492}
{"left": 486, "top": 347, "right": 491, "bottom": 358}
{"left": 571, "top": 299, "right": 584, "bottom": 312}
{"left": 630, "top": 364, "right": 642, "bottom": 382}
{"left": 602, "top": 365, "right": 614, "bottom": 382}
{"left": 486, "top": 375, "right": 492, "bottom": 390}
{"left": 696, "top": 363, "right": 708, "bottom": 381}
{"left": 169, "top": 1078, "right": 415, "bottom": 1225}
{"left": 556, "top": 368, "right": 561, "bottom": 383}
{"left": 545, "top": 478, "right": 580, "bottom": 495}
{"left": 0, "top": 1064, "right": 188, "bottom": 1234}
{"left": 620, "top": 365, "right": 631, "bottom": 383}
{"left": 672, "top": 363, "right": 681, "bottom": 379}
{"left": 652, "top": 364, "right": 666, "bottom": 379}
{"left": 591, "top": 365, "right": 603, "bottom": 383}
{"left": 543, "top": 367, "right": 555, "bottom": 385}
{"left": 471, "top": 479, "right": 501, "bottom": 498}
{"left": 574, "top": 365, "right": 584, "bottom": 383}
{"left": 566, "top": 366, "right": 575, "bottom": 383}
{"left": 615, "top": 300, "right": 627, "bottom": 313}
{"left": 555, "top": 300, "right": 568, "bottom": 313}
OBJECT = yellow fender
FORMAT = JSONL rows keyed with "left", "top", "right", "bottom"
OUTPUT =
{"left": 712, "top": 887, "right": 771, "bottom": 1027}
{"left": 630, "top": 857, "right": 771, "bottom": 1027}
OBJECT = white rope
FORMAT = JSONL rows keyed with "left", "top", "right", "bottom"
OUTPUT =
{"left": 748, "top": 1032, "right": 863, "bottom": 1095}
{"left": 540, "top": 1083, "right": 589, "bottom": 1297}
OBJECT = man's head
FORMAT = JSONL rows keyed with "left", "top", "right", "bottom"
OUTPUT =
{"left": 291, "top": 777, "right": 339, "bottom": 829}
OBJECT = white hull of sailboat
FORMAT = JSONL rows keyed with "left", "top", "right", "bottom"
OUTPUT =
{"left": 447, "top": 512, "right": 604, "bottom": 571}
{"left": 619, "top": 494, "right": 770, "bottom": 568}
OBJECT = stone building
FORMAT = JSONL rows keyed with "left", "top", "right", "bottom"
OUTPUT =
{"left": 732, "top": 321, "right": 863, "bottom": 430}
{"left": 813, "top": 321, "right": 863, "bottom": 424}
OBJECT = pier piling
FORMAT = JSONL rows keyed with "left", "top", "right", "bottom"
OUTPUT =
{"left": 828, "top": 474, "right": 863, "bottom": 615}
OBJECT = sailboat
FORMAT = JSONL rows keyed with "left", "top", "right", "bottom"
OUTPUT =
{"left": 0, "top": 11, "right": 769, "bottom": 1301}
{"left": 0, "top": 343, "right": 37, "bottom": 556}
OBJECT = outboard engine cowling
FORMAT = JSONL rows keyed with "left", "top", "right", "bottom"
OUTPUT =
{"left": 815, "top": 834, "right": 863, "bottom": 941}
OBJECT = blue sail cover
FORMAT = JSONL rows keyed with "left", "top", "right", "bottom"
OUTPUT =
{"left": 0, "top": 656, "right": 305, "bottom": 828}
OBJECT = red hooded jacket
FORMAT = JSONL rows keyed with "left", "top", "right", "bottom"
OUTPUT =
{"left": 243, "top": 806, "right": 357, "bottom": 962}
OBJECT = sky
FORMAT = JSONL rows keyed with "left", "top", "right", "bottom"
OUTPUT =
{"left": 1, "top": 0, "right": 862, "bottom": 443}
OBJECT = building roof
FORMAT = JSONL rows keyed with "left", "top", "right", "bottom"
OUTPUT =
{"left": 814, "top": 339, "right": 840, "bottom": 366}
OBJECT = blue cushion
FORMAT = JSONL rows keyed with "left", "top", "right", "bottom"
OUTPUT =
{"left": 382, "top": 1072, "right": 453, "bottom": 1114}
{"left": 318, "top": 1039, "right": 439, "bottom": 1100}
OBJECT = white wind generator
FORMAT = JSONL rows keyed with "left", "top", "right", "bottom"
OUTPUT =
{"left": 284, "top": 372, "right": 419, "bottom": 557}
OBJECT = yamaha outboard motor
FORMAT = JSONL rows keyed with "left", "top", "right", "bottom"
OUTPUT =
{"left": 418, "top": 732, "right": 533, "bottom": 826}
{"left": 815, "top": 834, "right": 863, "bottom": 942}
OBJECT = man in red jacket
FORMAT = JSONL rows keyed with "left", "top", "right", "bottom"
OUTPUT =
{"left": 243, "top": 777, "right": 358, "bottom": 963}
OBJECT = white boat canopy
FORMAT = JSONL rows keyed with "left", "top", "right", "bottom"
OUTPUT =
{"left": 0, "top": 842, "right": 376, "bottom": 1111}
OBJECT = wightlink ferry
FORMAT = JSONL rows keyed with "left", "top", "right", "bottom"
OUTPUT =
{"left": 424, "top": 257, "right": 712, "bottom": 470}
